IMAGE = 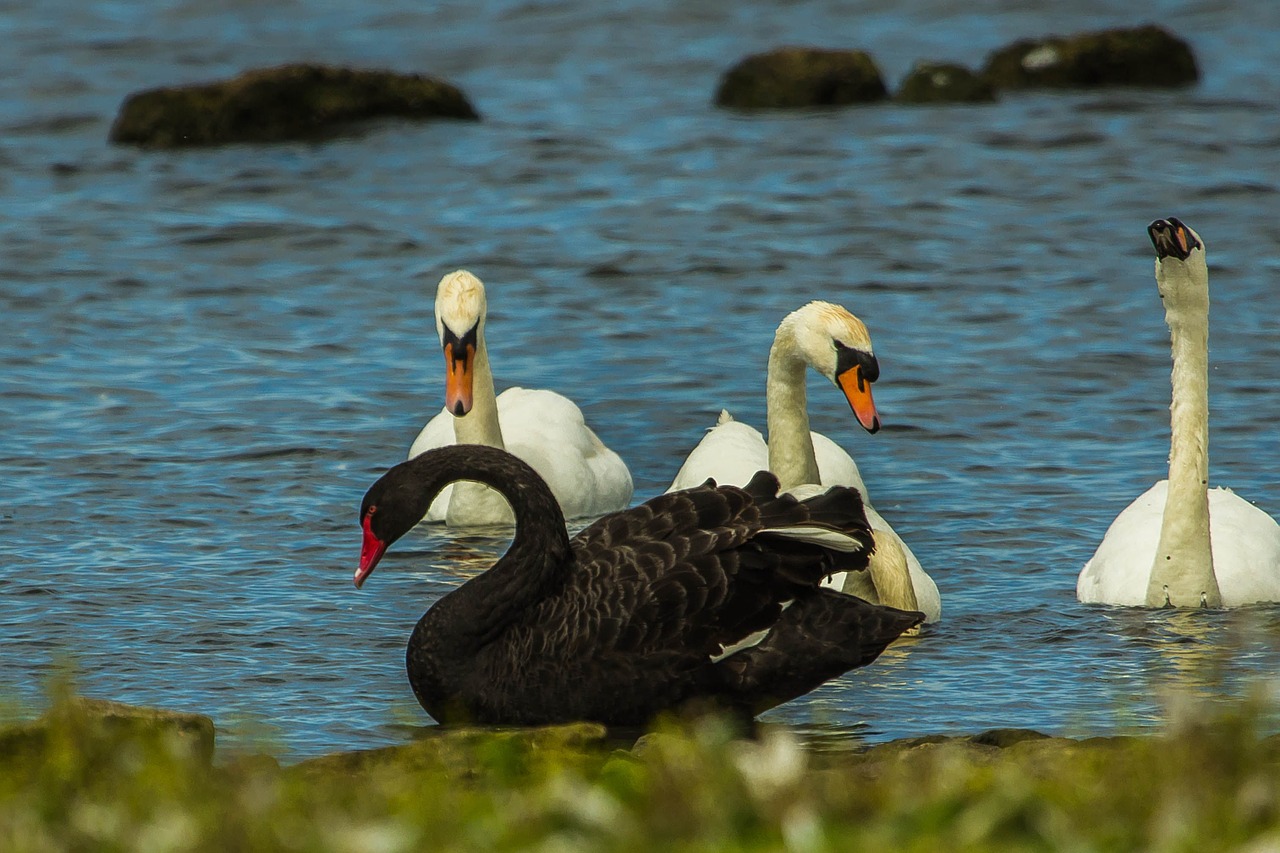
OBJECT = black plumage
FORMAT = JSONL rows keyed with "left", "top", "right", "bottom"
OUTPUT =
{"left": 356, "top": 444, "right": 923, "bottom": 726}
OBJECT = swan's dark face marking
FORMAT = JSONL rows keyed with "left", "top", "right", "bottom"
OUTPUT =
{"left": 834, "top": 344, "right": 880, "bottom": 434}
{"left": 1148, "top": 217, "right": 1201, "bottom": 261}
{"left": 442, "top": 325, "right": 478, "bottom": 417}
{"left": 837, "top": 343, "right": 879, "bottom": 384}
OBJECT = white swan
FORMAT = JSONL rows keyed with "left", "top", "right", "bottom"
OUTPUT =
{"left": 408, "top": 270, "right": 634, "bottom": 526}
{"left": 1077, "top": 218, "right": 1280, "bottom": 607}
{"left": 667, "top": 301, "right": 941, "bottom": 623}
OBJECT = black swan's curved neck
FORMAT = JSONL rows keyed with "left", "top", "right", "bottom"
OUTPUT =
{"left": 381, "top": 445, "right": 574, "bottom": 644}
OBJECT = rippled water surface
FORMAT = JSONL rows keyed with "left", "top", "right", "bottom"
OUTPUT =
{"left": 3, "top": 0, "right": 1280, "bottom": 759}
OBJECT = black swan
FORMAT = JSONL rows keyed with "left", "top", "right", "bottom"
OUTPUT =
{"left": 355, "top": 444, "right": 924, "bottom": 726}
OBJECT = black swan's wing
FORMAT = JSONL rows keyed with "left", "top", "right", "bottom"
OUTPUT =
{"left": 473, "top": 474, "right": 897, "bottom": 719}
{"left": 563, "top": 472, "right": 872, "bottom": 655}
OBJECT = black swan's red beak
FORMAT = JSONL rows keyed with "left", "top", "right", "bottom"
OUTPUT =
{"left": 355, "top": 513, "right": 387, "bottom": 589}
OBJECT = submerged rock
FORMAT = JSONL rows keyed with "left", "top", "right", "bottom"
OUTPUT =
{"left": 981, "top": 24, "right": 1198, "bottom": 90}
{"left": 715, "top": 47, "right": 888, "bottom": 110}
{"left": 895, "top": 62, "right": 997, "bottom": 104}
{"left": 110, "top": 62, "right": 479, "bottom": 148}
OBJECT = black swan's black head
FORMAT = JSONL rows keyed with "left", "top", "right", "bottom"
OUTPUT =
{"left": 354, "top": 445, "right": 555, "bottom": 589}
{"left": 355, "top": 463, "right": 434, "bottom": 589}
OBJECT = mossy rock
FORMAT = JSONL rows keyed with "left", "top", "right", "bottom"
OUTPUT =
{"left": 841, "top": 729, "right": 1146, "bottom": 782}
{"left": 0, "top": 696, "right": 216, "bottom": 767}
{"left": 292, "top": 721, "right": 609, "bottom": 779}
{"left": 850, "top": 729, "right": 1058, "bottom": 765}
{"left": 895, "top": 62, "right": 997, "bottom": 104}
{"left": 0, "top": 720, "right": 47, "bottom": 763}
{"left": 969, "top": 727, "right": 1054, "bottom": 748}
{"left": 715, "top": 47, "right": 888, "bottom": 110}
{"left": 110, "top": 62, "right": 479, "bottom": 148}
{"left": 981, "top": 24, "right": 1198, "bottom": 90}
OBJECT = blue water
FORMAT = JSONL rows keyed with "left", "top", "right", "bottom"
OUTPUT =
{"left": 3, "top": 0, "right": 1280, "bottom": 759}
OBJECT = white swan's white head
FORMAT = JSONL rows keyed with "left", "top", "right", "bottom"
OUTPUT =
{"left": 435, "top": 269, "right": 487, "bottom": 341}
{"left": 434, "top": 270, "right": 488, "bottom": 417}
{"left": 1150, "top": 218, "right": 1208, "bottom": 314}
{"left": 777, "top": 301, "right": 881, "bottom": 433}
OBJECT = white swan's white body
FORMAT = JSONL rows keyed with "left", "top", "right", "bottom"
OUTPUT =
{"left": 667, "top": 302, "right": 940, "bottom": 623}
{"left": 408, "top": 271, "right": 633, "bottom": 527}
{"left": 668, "top": 412, "right": 869, "bottom": 499}
{"left": 410, "top": 387, "right": 633, "bottom": 525}
{"left": 1078, "top": 481, "right": 1280, "bottom": 606}
{"left": 1077, "top": 219, "right": 1280, "bottom": 607}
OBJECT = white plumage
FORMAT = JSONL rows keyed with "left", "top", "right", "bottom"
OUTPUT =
{"left": 1077, "top": 219, "right": 1280, "bottom": 607}
{"left": 667, "top": 301, "right": 941, "bottom": 623}
{"left": 408, "top": 270, "right": 633, "bottom": 526}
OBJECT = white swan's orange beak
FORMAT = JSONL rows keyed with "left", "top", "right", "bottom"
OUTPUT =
{"left": 837, "top": 365, "right": 880, "bottom": 433}
{"left": 355, "top": 512, "right": 387, "bottom": 589}
{"left": 443, "top": 338, "right": 475, "bottom": 417}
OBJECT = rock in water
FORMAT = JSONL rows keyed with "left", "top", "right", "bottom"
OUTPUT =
{"left": 895, "top": 62, "right": 996, "bottom": 104}
{"left": 715, "top": 47, "right": 888, "bottom": 110}
{"left": 981, "top": 25, "right": 1198, "bottom": 90}
{"left": 110, "top": 63, "right": 479, "bottom": 148}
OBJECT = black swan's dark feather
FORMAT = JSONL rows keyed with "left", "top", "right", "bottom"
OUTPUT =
{"left": 357, "top": 444, "right": 923, "bottom": 726}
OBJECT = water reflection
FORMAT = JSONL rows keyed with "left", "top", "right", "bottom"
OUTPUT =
{"left": 1095, "top": 607, "right": 1280, "bottom": 731}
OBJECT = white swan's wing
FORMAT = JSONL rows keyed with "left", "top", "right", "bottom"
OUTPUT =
{"left": 408, "top": 408, "right": 455, "bottom": 459}
{"left": 903, "top": 546, "right": 939, "bottom": 621}
{"left": 1078, "top": 482, "right": 1280, "bottom": 606}
{"left": 821, "top": 503, "right": 941, "bottom": 623}
{"left": 811, "top": 430, "right": 869, "bottom": 502}
{"left": 879, "top": 519, "right": 941, "bottom": 622}
{"left": 665, "top": 413, "right": 769, "bottom": 492}
{"left": 408, "top": 389, "right": 632, "bottom": 526}
{"left": 495, "top": 388, "right": 633, "bottom": 519}
{"left": 1076, "top": 481, "right": 1168, "bottom": 605}
{"left": 1205, "top": 488, "right": 1280, "bottom": 606}
{"left": 407, "top": 408, "right": 457, "bottom": 521}
{"left": 803, "top": 440, "right": 937, "bottom": 622}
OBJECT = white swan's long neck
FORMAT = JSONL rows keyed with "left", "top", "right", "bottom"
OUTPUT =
{"left": 765, "top": 325, "right": 820, "bottom": 490}
{"left": 1146, "top": 267, "right": 1218, "bottom": 607}
{"left": 451, "top": 326, "right": 505, "bottom": 450}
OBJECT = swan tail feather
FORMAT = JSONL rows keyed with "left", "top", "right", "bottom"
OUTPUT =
{"left": 715, "top": 590, "right": 922, "bottom": 714}
{"left": 739, "top": 469, "right": 875, "bottom": 581}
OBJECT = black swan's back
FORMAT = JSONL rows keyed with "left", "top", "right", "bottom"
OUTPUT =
{"left": 357, "top": 445, "right": 923, "bottom": 726}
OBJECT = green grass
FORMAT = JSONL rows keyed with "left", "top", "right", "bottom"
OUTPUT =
{"left": 3, "top": 688, "right": 1280, "bottom": 852}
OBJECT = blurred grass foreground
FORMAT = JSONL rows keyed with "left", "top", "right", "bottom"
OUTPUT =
{"left": 4, "top": 686, "right": 1280, "bottom": 851}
